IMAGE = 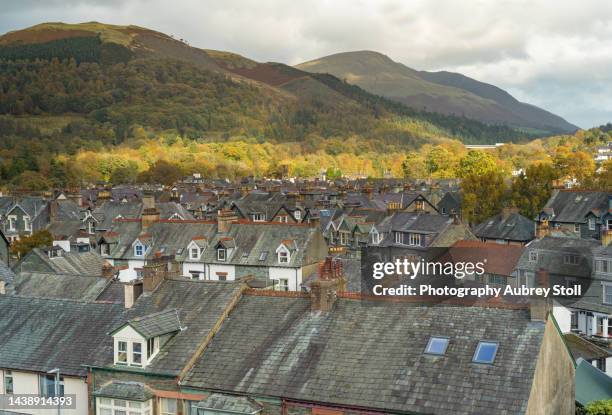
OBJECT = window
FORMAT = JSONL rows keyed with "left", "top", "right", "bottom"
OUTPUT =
{"left": 608, "top": 219, "right": 612, "bottom": 230}
{"left": 97, "top": 398, "right": 151, "bottom": 415}
{"left": 252, "top": 213, "right": 265, "bottom": 222}
{"left": 589, "top": 217, "right": 596, "bottom": 230}
{"left": 88, "top": 221, "right": 94, "bottom": 234}
{"left": 408, "top": 233, "right": 421, "bottom": 246}
{"left": 258, "top": 251, "right": 268, "bottom": 261}
{"left": 147, "top": 337, "right": 158, "bottom": 359}
{"left": 415, "top": 200, "right": 425, "bottom": 211}
{"left": 570, "top": 312, "right": 578, "bottom": 331}
{"left": 278, "top": 249, "right": 289, "bottom": 263}
{"left": 473, "top": 341, "right": 498, "bottom": 364}
{"left": 596, "top": 259, "right": 610, "bottom": 273}
{"left": 190, "top": 247, "right": 199, "bottom": 260}
{"left": 608, "top": 318, "right": 612, "bottom": 337}
{"left": 275, "top": 279, "right": 289, "bottom": 292}
{"left": 489, "top": 274, "right": 507, "bottom": 285}
{"left": 132, "top": 342, "right": 142, "bottom": 366}
{"left": 117, "top": 341, "right": 128, "bottom": 364}
{"left": 597, "top": 317, "right": 605, "bottom": 335}
{"left": 294, "top": 210, "right": 301, "bottom": 220}
{"left": 217, "top": 248, "right": 226, "bottom": 261}
{"left": 189, "top": 271, "right": 202, "bottom": 280}
{"left": 604, "top": 284, "right": 612, "bottom": 305}
{"left": 160, "top": 398, "right": 177, "bottom": 415}
{"left": 395, "top": 232, "right": 404, "bottom": 245}
{"left": 101, "top": 243, "right": 110, "bottom": 256}
{"left": 371, "top": 231, "right": 380, "bottom": 245}
{"left": 529, "top": 251, "right": 538, "bottom": 262}
{"left": 424, "top": 337, "right": 449, "bottom": 355}
{"left": 134, "top": 244, "right": 144, "bottom": 257}
{"left": 24, "top": 216, "right": 31, "bottom": 232}
{"left": 574, "top": 223, "right": 580, "bottom": 232}
{"left": 7, "top": 215, "right": 15, "bottom": 231}
{"left": 596, "top": 358, "right": 607, "bottom": 373}
{"left": 277, "top": 215, "right": 288, "bottom": 223}
{"left": 217, "top": 273, "right": 227, "bottom": 281}
{"left": 339, "top": 232, "right": 348, "bottom": 246}
{"left": 3, "top": 370, "right": 13, "bottom": 394}
{"left": 564, "top": 255, "right": 579, "bottom": 265}
{"left": 441, "top": 207, "right": 446, "bottom": 214}
{"left": 40, "top": 374, "right": 64, "bottom": 397}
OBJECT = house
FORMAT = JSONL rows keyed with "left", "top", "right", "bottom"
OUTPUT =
{"left": 437, "top": 191, "right": 462, "bottom": 217}
{"left": 564, "top": 334, "right": 612, "bottom": 376}
{"left": 0, "top": 197, "right": 48, "bottom": 242}
{"left": 473, "top": 207, "right": 535, "bottom": 245}
{"left": 0, "top": 295, "right": 125, "bottom": 415}
{"left": 11, "top": 245, "right": 107, "bottom": 277}
{"left": 179, "top": 277, "right": 575, "bottom": 414}
{"left": 537, "top": 190, "right": 610, "bottom": 240}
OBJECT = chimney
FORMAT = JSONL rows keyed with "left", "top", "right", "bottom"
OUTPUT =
{"left": 501, "top": 206, "right": 519, "bottom": 220}
{"left": 102, "top": 262, "right": 115, "bottom": 279}
{"left": 0, "top": 280, "right": 5, "bottom": 295}
{"left": 450, "top": 212, "right": 460, "bottom": 225}
{"left": 530, "top": 269, "right": 552, "bottom": 321}
{"left": 141, "top": 192, "right": 160, "bottom": 229}
{"left": 535, "top": 221, "right": 549, "bottom": 239}
{"left": 310, "top": 256, "right": 346, "bottom": 312}
{"left": 68, "top": 193, "right": 83, "bottom": 207}
{"left": 124, "top": 281, "right": 143, "bottom": 309}
{"left": 217, "top": 209, "right": 238, "bottom": 233}
{"left": 48, "top": 200, "right": 58, "bottom": 222}
{"left": 142, "top": 253, "right": 174, "bottom": 292}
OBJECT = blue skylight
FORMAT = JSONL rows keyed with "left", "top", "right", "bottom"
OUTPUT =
{"left": 424, "top": 337, "right": 449, "bottom": 355}
{"left": 473, "top": 341, "right": 498, "bottom": 364}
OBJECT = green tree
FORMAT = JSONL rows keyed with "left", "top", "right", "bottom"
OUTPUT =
{"left": 138, "top": 160, "right": 184, "bottom": 185}
{"left": 461, "top": 171, "right": 508, "bottom": 224}
{"left": 402, "top": 152, "right": 427, "bottom": 178}
{"left": 510, "top": 163, "right": 557, "bottom": 218}
{"left": 457, "top": 150, "right": 497, "bottom": 178}
{"left": 11, "top": 171, "right": 50, "bottom": 191}
{"left": 583, "top": 399, "right": 612, "bottom": 415}
{"left": 10, "top": 230, "right": 53, "bottom": 259}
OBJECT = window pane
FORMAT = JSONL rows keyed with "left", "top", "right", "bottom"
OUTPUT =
{"left": 100, "top": 398, "right": 112, "bottom": 406}
{"left": 101, "top": 409, "right": 112, "bottom": 415}
{"left": 425, "top": 337, "right": 449, "bottom": 355}
{"left": 129, "top": 402, "right": 141, "bottom": 409}
{"left": 114, "top": 400, "right": 127, "bottom": 407}
{"left": 473, "top": 342, "right": 498, "bottom": 363}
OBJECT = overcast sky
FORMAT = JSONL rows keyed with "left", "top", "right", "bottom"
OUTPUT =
{"left": 1, "top": 0, "right": 611, "bottom": 128}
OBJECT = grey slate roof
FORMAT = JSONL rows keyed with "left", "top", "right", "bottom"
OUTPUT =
{"left": 12, "top": 248, "right": 107, "bottom": 277}
{"left": 473, "top": 212, "right": 535, "bottom": 242}
{"left": 183, "top": 296, "right": 545, "bottom": 415}
{"left": 0, "top": 262, "right": 15, "bottom": 285}
{"left": 118, "top": 309, "right": 183, "bottom": 338}
{"left": 102, "top": 279, "right": 243, "bottom": 376}
{"left": 94, "top": 381, "right": 154, "bottom": 401}
{"left": 12, "top": 272, "right": 111, "bottom": 301}
{"left": 541, "top": 190, "right": 609, "bottom": 223}
{"left": 194, "top": 394, "right": 262, "bottom": 414}
{"left": 0, "top": 295, "right": 125, "bottom": 376}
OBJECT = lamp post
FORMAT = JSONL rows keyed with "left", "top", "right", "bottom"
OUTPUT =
{"left": 47, "top": 368, "right": 60, "bottom": 415}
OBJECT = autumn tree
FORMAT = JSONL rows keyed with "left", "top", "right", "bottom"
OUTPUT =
{"left": 456, "top": 150, "right": 497, "bottom": 178}
{"left": 510, "top": 163, "right": 557, "bottom": 218}
{"left": 553, "top": 146, "right": 596, "bottom": 184}
{"left": 402, "top": 152, "right": 427, "bottom": 178}
{"left": 10, "top": 230, "right": 53, "bottom": 259}
{"left": 461, "top": 171, "right": 508, "bottom": 224}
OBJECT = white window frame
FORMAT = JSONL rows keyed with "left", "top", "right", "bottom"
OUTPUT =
{"left": 603, "top": 283, "right": 612, "bottom": 305}
{"left": 97, "top": 398, "right": 152, "bottom": 415}
{"left": 408, "top": 233, "right": 422, "bottom": 246}
{"left": 371, "top": 230, "right": 380, "bottom": 245}
{"left": 278, "top": 248, "right": 289, "bottom": 264}
{"left": 275, "top": 278, "right": 289, "bottom": 292}
{"left": 529, "top": 251, "right": 538, "bottom": 262}
{"left": 293, "top": 210, "right": 301, "bottom": 220}
{"left": 217, "top": 248, "right": 226, "bottom": 261}
{"left": 252, "top": 213, "right": 265, "bottom": 222}
{"left": 589, "top": 217, "right": 596, "bottom": 231}
{"left": 134, "top": 243, "right": 144, "bottom": 257}
{"left": 114, "top": 338, "right": 144, "bottom": 367}
{"left": 7, "top": 215, "right": 16, "bottom": 231}
{"left": 190, "top": 247, "right": 200, "bottom": 260}
{"left": 395, "top": 232, "right": 404, "bottom": 245}
{"left": 339, "top": 232, "right": 348, "bottom": 246}
{"left": 160, "top": 398, "right": 177, "bottom": 415}
{"left": 3, "top": 370, "right": 13, "bottom": 394}
{"left": 24, "top": 216, "right": 31, "bottom": 232}
{"left": 101, "top": 243, "right": 110, "bottom": 256}
{"left": 116, "top": 340, "right": 128, "bottom": 365}
{"left": 132, "top": 342, "right": 142, "bottom": 366}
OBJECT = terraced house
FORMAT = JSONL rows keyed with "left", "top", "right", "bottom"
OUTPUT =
{"left": 99, "top": 208, "right": 327, "bottom": 291}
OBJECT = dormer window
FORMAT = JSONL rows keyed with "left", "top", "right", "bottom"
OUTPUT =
{"left": 135, "top": 244, "right": 144, "bottom": 257}
{"left": 117, "top": 341, "right": 128, "bottom": 364}
{"left": 371, "top": 230, "right": 380, "bottom": 245}
{"left": 278, "top": 249, "right": 289, "bottom": 264}
{"left": 24, "top": 216, "right": 31, "bottom": 232}
{"left": 217, "top": 248, "right": 226, "bottom": 261}
{"left": 190, "top": 247, "right": 200, "bottom": 260}
{"left": 395, "top": 232, "right": 404, "bottom": 245}
{"left": 252, "top": 213, "right": 265, "bottom": 222}
{"left": 294, "top": 210, "right": 301, "bottom": 220}
{"left": 408, "top": 233, "right": 422, "bottom": 246}
{"left": 101, "top": 243, "right": 110, "bottom": 256}
{"left": 88, "top": 221, "right": 95, "bottom": 234}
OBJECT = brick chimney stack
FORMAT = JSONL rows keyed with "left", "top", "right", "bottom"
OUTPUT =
{"left": 530, "top": 268, "right": 552, "bottom": 321}
{"left": 217, "top": 209, "right": 238, "bottom": 233}
{"left": 102, "top": 262, "right": 116, "bottom": 279}
{"left": 310, "top": 256, "right": 346, "bottom": 312}
{"left": 124, "top": 280, "right": 143, "bottom": 309}
{"left": 141, "top": 192, "right": 160, "bottom": 229}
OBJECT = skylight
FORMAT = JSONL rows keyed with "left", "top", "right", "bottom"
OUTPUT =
{"left": 473, "top": 341, "right": 498, "bottom": 364}
{"left": 259, "top": 251, "right": 268, "bottom": 261}
{"left": 424, "top": 337, "right": 449, "bottom": 355}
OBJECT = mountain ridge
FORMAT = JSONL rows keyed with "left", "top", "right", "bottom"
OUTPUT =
{"left": 296, "top": 50, "right": 577, "bottom": 134}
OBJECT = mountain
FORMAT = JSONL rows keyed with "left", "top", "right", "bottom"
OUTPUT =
{"left": 0, "top": 21, "right": 541, "bottom": 160}
{"left": 296, "top": 50, "right": 578, "bottom": 135}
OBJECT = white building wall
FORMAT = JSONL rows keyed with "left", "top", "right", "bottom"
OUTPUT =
{"left": 182, "top": 262, "right": 205, "bottom": 279}
{"left": 552, "top": 302, "right": 572, "bottom": 333}
{"left": 269, "top": 267, "right": 302, "bottom": 291}
{"left": 117, "top": 259, "right": 145, "bottom": 282}
{"left": 207, "top": 264, "right": 235, "bottom": 281}
{"left": 0, "top": 369, "right": 88, "bottom": 415}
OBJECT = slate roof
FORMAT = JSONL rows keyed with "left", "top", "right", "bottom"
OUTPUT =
{"left": 12, "top": 248, "right": 106, "bottom": 277}
{"left": 564, "top": 334, "right": 612, "bottom": 361}
{"left": 194, "top": 394, "right": 262, "bottom": 414}
{"left": 0, "top": 262, "right": 15, "bottom": 286}
{"left": 12, "top": 272, "right": 111, "bottom": 301}
{"left": 118, "top": 309, "right": 183, "bottom": 338}
{"left": 448, "top": 240, "right": 524, "bottom": 277}
{"left": 102, "top": 279, "right": 243, "bottom": 376}
{"left": 575, "top": 358, "right": 612, "bottom": 406}
{"left": 0, "top": 295, "right": 125, "bottom": 376}
{"left": 94, "top": 381, "right": 154, "bottom": 401}
{"left": 473, "top": 212, "right": 535, "bottom": 242}
{"left": 541, "top": 190, "right": 609, "bottom": 223}
{"left": 183, "top": 295, "right": 545, "bottom": 414}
